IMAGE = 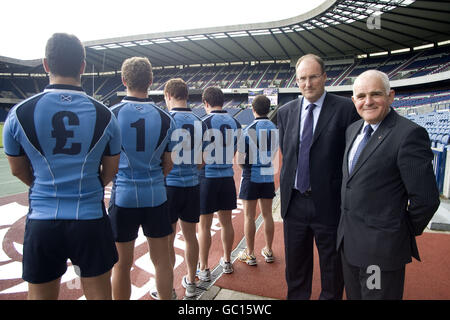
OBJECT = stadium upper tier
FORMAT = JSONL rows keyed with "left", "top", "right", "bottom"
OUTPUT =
{"left": 1, "top": 44, "right": 449, "bottom": 103}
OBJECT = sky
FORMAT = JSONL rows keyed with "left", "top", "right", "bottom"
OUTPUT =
{"left": 1, "top": 0, "right": 326, "bottom": 60}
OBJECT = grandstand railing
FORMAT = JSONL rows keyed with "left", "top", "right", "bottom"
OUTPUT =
{"left": 444, "top": 148, "right": 450, "bottom": 199}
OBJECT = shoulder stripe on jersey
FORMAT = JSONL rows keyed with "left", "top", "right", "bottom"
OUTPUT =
{"left": 87, "top": 98, "right": 112, "bottom": 153}
{"left": 233, "top": 117, "right": 242, "bottom": 129}
{"left": 154, "top": 106, "right": 172, "bottom": 151}
{"left": 203, "top": 115, "right": 213, "bottom": 129}
{"left": 110, "top": 102, "right": 127, "bottom": 118}
{"left": 15, "top": 94, "right": 46, "bottom": 155}
{"left": 248, "top": 121, "right": 258, "bottom": 130}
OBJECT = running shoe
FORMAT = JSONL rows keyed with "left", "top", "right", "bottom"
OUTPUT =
{"left": 181, "top": 275, "right": 197, "bottom": 298}
{"left": 220, "top": 257, "right": 234, "bottom": 274}
{"left": 261, "top": 248, "right": 275, "bottom": 263}
{"left": 150, "top": 288, "right": 177, "bottom": 300}
{"left": 237, "top": 249, "right": 257, "bottom": 266}
{"left": 196, "top": 267, "right": 211, "bottom": 282}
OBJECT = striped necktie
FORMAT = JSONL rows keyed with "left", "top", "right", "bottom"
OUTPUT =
{"left": 350, "top": 124, "right": 373, "bottom": 174}
{"left": 295, "top": 103, "right": 316, "bottom": 193}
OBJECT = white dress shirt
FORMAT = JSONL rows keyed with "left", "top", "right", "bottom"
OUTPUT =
{"left": 348, "top": 121, "right": 381, "bottom": 171}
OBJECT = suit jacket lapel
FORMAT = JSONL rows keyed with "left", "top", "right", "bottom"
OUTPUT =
{"left": 288, "top": 97, "right": 302, "bottom": 157}
{"left": 312, "top": 93, "right": 337, "bottom": 145}
{"left": 344, "top": 120, "right": 364, "bottom": 178}
{"left": 348, "top": 109, "right": 397, "bottom": 179}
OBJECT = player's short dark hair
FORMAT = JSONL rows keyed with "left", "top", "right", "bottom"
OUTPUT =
{"left": 202, "top": 87, "right": 224, "bottom": 107}
{"left": 121, "top": 57, "right": 153, "bottom": 92}
{"left": 45, "top": 33, "right": 85, "bottom": 78}
{"left": 252, "top": 95, "right": 271, "bottom": 116}
{"left": 164, "top": 78, "right": 188, "bottom": 101}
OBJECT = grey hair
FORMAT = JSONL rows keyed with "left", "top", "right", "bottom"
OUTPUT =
{"left": 353, "top": 70, "right": 391, "bottom": 95}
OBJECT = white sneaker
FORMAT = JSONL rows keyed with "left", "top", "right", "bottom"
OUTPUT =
{"left": 181, "top": 275, "right": 197, "bottom": 298}
{"left": 220, "top": 257, "right": 234, "bottom": 274}
{"left": 196, "top": 267, "right": 211, "bottom": 282}
{"left": 150, "top": 288, "right": 177, "bottom": 300}
{"left": 237, "top": 249, "right": 257, "bottom": 266}
{"left": 261, "top": 248, "right": 275, "bottom": 263}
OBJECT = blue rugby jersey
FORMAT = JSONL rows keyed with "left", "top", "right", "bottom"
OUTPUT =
{"left": 2, "top": 84, "right": 121, "bottom": 220}
{"left": 110, "top": 97, "right": 175, "bottom": 208}
{"left": 241, "top": 117, "right": 278, "bottom": 183}
{"left": 166, "top": 108, "right": 207, "bottom": 187}
{"left": 201, "top": 110, "right": 242, "bottom": 178}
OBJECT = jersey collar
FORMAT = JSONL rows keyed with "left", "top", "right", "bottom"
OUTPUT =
{"left": 122, "top": 96, "right": 153, "bottom": 103}
{"left": 44, "top": 84, "right": 84, "bottom": 93}
{"left": 210, "top": 110, "right": 227, "bottom": 114}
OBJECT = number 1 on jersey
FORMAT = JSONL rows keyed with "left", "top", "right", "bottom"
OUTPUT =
{"left": 130, "top": 118, "right": 145, "bottom": 152}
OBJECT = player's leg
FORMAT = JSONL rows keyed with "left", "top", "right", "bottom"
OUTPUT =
{"left": 81, "top": 270, "right": 113, "bottom": 300}
{"left": 108, "top": 205, "right": 141, "bottom": 300}
{"left": 217, "top": 209, "right": 234, "bottom": 263}
{"left": 259, "top": 198, "right": 275, "bottom": 257}
{"left": 217, "top": 176, "right": 237, "bottom": 268}
{"left": 147, "top": 235, "right": 173, "bottom": 300}
{"left": 242, "top": 199, "right": 258, "bottom": 256}
{"left": 180, "top": 220, "right": 199, "bottom": 284}
{"left": 142, "top": 202, "right": 174, "bottom": 300}
{"left": 198, "top": 213, "right": 214, "bottom": 271}
{"left": 166, "top": 186, "right": 180, "bottom": 271}
{"left": 111, "top": 240, "right": 136, "bottom": 300}
{"left": 168, "top": 222, "right": 178, "bottom": 270}
{"left": 27, "top": 278, "right": 61, "bottom": 300}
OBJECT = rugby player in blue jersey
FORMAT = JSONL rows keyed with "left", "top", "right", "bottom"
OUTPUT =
{"left": 197, "top": 87, "right": 242, "bottom": 280}
{"left": 237, "top": 95, "right": 278, "bottom": 266}
{"left": 164, "top": 78, "right": 207, "bottom": 298}
{"left": 3, "top": 33, "right": 121, "bottom": 299}
{"left": 109, "top": 57, "right": 175, "bottom": 300}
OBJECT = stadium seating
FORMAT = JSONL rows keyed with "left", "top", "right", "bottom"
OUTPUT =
{"left": 1, "top": 45, "right": 449, "bottom": 114}
{"left": 406, "top": 110, "right": 450, "bottom": 148}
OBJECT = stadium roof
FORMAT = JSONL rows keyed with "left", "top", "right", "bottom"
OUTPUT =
{"left": 1, "top": 0, "right": 449, "bottom": 74}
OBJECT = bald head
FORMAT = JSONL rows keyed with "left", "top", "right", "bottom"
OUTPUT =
{"left": 353, "top": 70, "right": 390, "bottom": 96}
{"left": 352, "top": 69, "right": 394, "bottom": 124}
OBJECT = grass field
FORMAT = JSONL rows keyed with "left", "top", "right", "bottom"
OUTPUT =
{"left": 0, "top": 123, "right": 3, "bottom": 148}
{"left": 0, "top": 148, "right": 28, "bottom": 197}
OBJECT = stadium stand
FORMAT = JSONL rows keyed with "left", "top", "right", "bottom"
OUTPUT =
{"left": 1, "top": 43, "right": 450, "bottom": 101}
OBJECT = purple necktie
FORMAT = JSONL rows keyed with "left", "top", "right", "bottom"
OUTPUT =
{"left": 296, "top": 103, "right": 316, "bottom": 193}
{"left": 349, "top": 124, "right": 373, "bottom": 174}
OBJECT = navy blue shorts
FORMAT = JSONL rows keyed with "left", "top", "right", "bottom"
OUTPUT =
{"left": 167, "top": 185, "right": 200, "bottom": 224}
{"left": 200, "top": 176, "right": 237, "bottom": 215}
{"left": 238, "top": 178, "right": 275, "bottom": 200}
{"left": 22, "top": 214, "right": 118, "bottom": 284}
{"left": 108, "top": 201, "right": 173, "bottom": 242}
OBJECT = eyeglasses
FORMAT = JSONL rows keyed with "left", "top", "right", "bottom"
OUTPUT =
{"left": 297, "top": 73, "right": 324, "bottom": 84}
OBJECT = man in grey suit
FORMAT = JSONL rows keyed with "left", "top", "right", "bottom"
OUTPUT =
{"left": 337, "top": 70, "right": 440, "bottom": 300}
{"left": 277, "top": 54, "right": 359, "bottom": 299}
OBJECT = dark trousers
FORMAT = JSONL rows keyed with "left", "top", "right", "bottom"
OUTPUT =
{"left": 340, "top": 247, "right": 405, "bottom": 300}
{"left": 283, "top": 189, "right": 344, "bottom": 300}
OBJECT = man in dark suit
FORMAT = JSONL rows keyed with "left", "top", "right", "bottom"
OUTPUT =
{"left": 277, "top": 54, "right": 359, "bottom": 300}
{"left": 337, "top": 70, "right": 440, "bottom": 300}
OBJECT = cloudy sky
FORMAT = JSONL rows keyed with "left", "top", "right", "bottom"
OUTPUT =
{"left": 1, "top": 0, "right": 326, "bottom": 60}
